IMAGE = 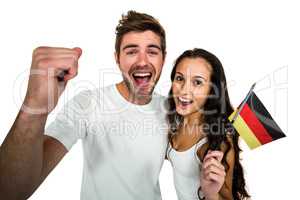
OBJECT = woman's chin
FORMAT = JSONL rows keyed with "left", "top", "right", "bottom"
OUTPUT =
{"left": 176, "top": 107, "right": 192, "bottom": 117}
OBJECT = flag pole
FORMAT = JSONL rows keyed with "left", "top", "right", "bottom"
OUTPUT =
{"left": 232, "top": 82, "right": 256, "bottom": 122}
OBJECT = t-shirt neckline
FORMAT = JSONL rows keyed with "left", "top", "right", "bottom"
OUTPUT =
{"left": 112, "top": 84, "right": 156, "bottom": 109}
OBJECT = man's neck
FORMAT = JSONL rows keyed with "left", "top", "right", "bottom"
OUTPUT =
{"left": 116, "top": 82, "right": 152, "bottom": 105}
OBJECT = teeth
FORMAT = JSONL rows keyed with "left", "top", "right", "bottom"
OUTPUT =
{"left": 178, "top": 97, "right": 192, "bottom": 103}
{"left": 133, "top": 72, "right": 151, "bottom": 77}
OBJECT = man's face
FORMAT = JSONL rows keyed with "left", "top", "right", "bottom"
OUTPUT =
{"left": 115, "top": 30, "right": 164, "bottom": 98}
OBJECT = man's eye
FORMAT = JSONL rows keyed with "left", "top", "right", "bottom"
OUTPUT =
{"left": 148, "top": 51, "right": 159, "bottom": 55}
{"left": 126, "top": 50, "right": 137, "bottom": 55}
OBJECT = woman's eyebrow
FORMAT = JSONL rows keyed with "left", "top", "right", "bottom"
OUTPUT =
{"left": 175, "top": 71, "right": 184, "bottom": 76}
{"left": 175, "top": 72, "right": 208, "bottom": 81}
{"left": 193, "top": 75, "right": 207, "bottom": 81}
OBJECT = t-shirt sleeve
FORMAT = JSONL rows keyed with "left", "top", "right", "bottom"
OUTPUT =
{"left": 45, "top": 90, "right": 91, "bottom": 151}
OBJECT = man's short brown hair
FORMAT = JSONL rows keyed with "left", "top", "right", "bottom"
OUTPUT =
{"left": 115, "top": 10, "right": 166, "bottom": 59}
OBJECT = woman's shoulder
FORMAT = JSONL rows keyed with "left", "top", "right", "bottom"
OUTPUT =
{"left": 196, "top": 133, "right": 234, "bottom": 162}
{"left": 196, "top": 138, "right": 209, "bottom": 162}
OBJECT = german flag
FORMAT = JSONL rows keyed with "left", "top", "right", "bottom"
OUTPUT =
{"left": 229, "top": 83, "right": 286, "bottom": 149}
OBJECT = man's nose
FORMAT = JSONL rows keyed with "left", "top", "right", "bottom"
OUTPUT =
{"left": 136, "top": 52, "right": 149, "bottom": 66}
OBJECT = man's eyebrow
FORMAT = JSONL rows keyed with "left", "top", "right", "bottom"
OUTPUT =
{"left": 122, "top": 44, "right": 162, "bottom": 51}
{"left": 148, "top": 44, "right": 161, "bottom": 50}
{"left": 122, "top": 44, "right": 138, "bottom": 51}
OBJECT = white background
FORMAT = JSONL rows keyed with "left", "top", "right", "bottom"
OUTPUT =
{"left": 0, "top": 0, "right": 298, "bottom": 199}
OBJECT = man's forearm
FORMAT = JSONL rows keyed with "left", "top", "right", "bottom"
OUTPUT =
{"left": 0, "top": 110, "right": 47, "bottom": 199}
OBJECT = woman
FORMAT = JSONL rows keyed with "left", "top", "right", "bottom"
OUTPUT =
{"left": 166, "top": 48, "right": 250, "bottom": 200}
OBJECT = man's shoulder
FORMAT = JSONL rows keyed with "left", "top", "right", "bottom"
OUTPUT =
{"left": 74, "top": 84, "right": 115, "bottom": 99}
{"left": 153, "top": 92, "right": 167, "bottom": 102}
{"left": 152, "top": 92, "right": 169, "bottom": 113}
{"left": 69, "top": 84, "right": 114, "bottom": 109}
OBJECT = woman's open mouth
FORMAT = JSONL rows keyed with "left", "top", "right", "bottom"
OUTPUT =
{"left": 177, "top": 96, "right": 193, "bottom": 109}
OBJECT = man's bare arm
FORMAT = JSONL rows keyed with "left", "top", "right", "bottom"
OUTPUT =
{"left": 0, "top": 111, "right": 68, "bottom": 200}
{"left": 0, "top": 46, "right": 82, "bottom": 200}
{"left": 40, "top": 135, "right": 68, "bottom": 183}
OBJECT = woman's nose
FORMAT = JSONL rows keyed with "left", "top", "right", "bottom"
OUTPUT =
{"left": 180, "top": 81, "right": 192, "bottom": 95}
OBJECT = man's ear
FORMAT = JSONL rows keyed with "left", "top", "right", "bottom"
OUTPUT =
{"left": 114, "top": 52, "right": 119, "bottom": 64}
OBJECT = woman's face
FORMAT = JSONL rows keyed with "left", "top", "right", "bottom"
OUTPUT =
{"left": 172, "top": 57, "right": 212, "bottom": 117}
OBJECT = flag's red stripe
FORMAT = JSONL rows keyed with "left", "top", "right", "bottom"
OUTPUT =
{"left": 240, "top": 104, "right": 273, "bottom": 144}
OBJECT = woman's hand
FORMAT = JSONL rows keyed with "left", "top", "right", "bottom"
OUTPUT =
{"left": 200, "top": 150, "right": 226, "bottom": 200}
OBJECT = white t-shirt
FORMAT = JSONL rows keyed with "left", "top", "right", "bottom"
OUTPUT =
{"left": 45, "top": 84, "right": 169, "bottom": 200}
{"left": 167, "top": 137, "right": 207, "bottom": 200}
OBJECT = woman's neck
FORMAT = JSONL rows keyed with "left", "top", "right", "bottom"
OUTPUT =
{"left": 178, "top": 112, "right": 205, "bottom": 138}
{"left": 183, "top": 111, "right": 204, "bottom": 127}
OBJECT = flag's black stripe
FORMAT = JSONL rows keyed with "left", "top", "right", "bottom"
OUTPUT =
{"left": 246, "top": 92, "right": 286, "bottom": 140}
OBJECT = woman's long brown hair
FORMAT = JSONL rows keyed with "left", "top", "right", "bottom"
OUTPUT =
{"left": 167, "top": 48, "right": 250, "bottom": 200}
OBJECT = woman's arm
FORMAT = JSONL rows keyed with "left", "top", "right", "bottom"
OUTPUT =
{"left": 197, "top": 136, "right": 235, "bottom": 200}
{"left": 200, "top": 150, "right": 226, "bottom": 200}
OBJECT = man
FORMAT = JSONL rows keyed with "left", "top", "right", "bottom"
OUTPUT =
{"left": 0, "top": 11, "right": 168, "bottom": 200}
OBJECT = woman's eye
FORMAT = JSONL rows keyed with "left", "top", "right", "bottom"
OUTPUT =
{"left": 194, "top": 79, "right": 203, "bottom": 85}
{"left": 175, "top": 76, "right": 183, "bottom": 81}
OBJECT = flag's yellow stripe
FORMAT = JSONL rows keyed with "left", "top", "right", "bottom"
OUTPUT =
{"left": 229, "top": 110, "right": 261, "bottom": 149}
{"left": 233, "top": 115, "right": 262, "bottom": 149}
{"left": 228, "top": 110, "right": 237, "bottom": 122}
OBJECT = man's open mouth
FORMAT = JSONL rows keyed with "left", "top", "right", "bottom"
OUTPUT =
{"left": 132, "top": 72, "right": 152, "bottom": 86}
